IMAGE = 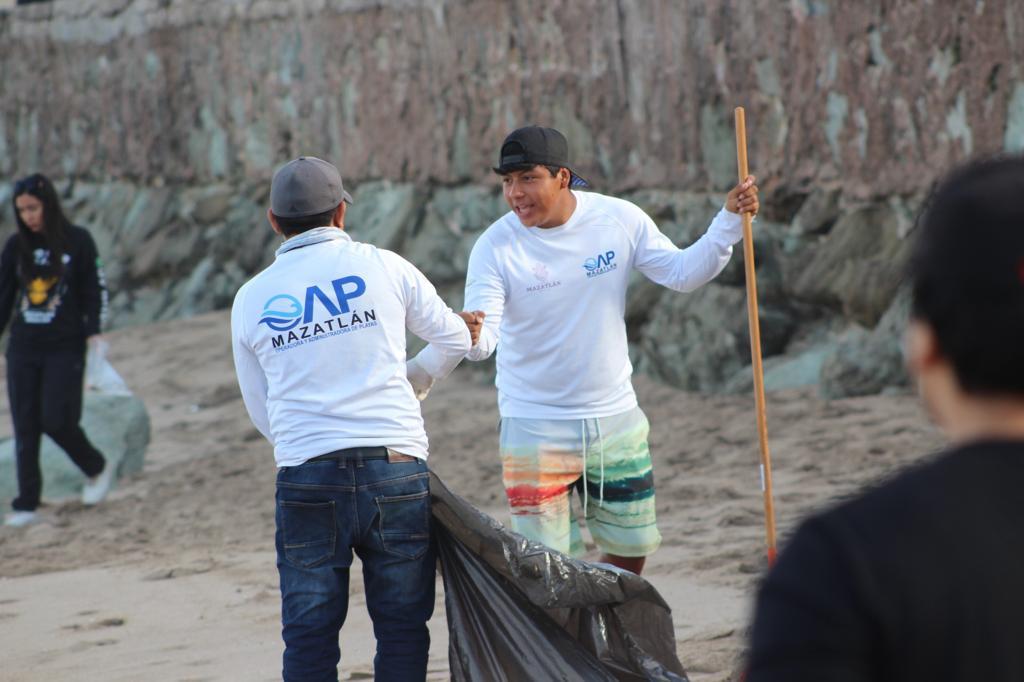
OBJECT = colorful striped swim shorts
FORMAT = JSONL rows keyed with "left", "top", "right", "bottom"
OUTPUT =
{"left": 499, "top": 406, "right": 661, "bottom": 558}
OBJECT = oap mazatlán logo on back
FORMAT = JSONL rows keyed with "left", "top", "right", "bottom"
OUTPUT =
{"left": 259, "top": 294, "right": 303, "bottom": 331}
{"left": 257, "top": 275, "right": 379, "bottom": 351}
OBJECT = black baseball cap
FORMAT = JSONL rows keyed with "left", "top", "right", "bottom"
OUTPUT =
{"left": 493, "top": 126, "right": 590, "bottom": 188}
{"left": 270, "top": 156, "right": 354, "bottom": 218}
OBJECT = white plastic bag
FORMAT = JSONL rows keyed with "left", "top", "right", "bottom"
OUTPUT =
{"left": 85, "top": 337, "right": 132, "bottom": 395}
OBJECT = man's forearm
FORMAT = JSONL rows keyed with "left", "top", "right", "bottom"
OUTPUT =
{"left": 412, "top": 342, "right": 466, "bottom": 380}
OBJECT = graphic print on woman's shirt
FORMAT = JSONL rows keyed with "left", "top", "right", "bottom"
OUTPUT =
{"left": 20, "top": 249, "right": 70, "bottom": 325}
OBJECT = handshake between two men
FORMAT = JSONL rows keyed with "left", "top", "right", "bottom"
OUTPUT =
{"left": 457, "top": 310, "right": 486, "bottom": 346}
{"left": 405, "top": 309, "right": 485, "bottom": 402}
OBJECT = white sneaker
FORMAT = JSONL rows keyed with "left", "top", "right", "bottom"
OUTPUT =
{"left": 4, "top": 511, "right": 38, "bottom": 527}
{"left": 82, "top": 465, "right": 115, "bottom": 506}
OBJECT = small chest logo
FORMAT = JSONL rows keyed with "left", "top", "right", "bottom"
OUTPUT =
{"left": 525, "top": 262, "right": 561, "bottom": 293}
{"left": 583, "top": 250, "right": 617, "bottom": 278}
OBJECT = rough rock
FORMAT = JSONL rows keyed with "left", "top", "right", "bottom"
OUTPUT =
{"left": 107, "top": 286, "right": 171, "bottom": 329}
{"left": 0, "top": 392, "right": 150, "bottom": 505}
{"left": 637, "top": 283, "right": 797, "bottom": 393}
{"left": 189, "top": 185, "right": 235, "bottom": 225}
{"left": 788, "top": 186, "right": 841, "bottom": 239}
{"left": 209, "top": 192, "right": 278, "bottom": 273}
{"left": 403, "top": 185, "right": 504, "bottom": 284}
{"left": 2, "top": 1, "right": 1023, "bottom": 199}
{"left": 725, "top": 344, "right": 832, "bottom": 395}
{"left": 160, "top": 256, "right": 248, "bottom": 320}
{"left": 819, "top": 287, "right": 912, "bottom": 399}
{"left": 789, "top": 200, "right": 914, "bottom": 327}
{"left": 344, "top": 182, "right": 421, "bottom": 254}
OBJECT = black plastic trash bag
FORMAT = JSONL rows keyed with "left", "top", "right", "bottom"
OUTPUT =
{"left": 430, "top": 472, "right": 688, "bottom": 682}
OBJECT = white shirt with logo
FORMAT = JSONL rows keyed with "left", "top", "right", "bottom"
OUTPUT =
{"left": 418, "top": 190, "right": 743, "bottom": 420}
{"left": 231, "top": 228, "right": 471, "bottom": 466}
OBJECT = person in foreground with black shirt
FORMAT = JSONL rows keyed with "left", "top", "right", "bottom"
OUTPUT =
{"left": 746, "top": 155, "right": 1024, "bottom": 681}
{"left": 0, "top": 174, "right": 111, "bottom": 527}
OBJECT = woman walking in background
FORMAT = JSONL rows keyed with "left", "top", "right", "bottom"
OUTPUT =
{"left": 0, "top": 174, "right": 111, "bottom": 527}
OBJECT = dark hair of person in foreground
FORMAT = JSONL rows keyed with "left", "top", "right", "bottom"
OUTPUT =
{"left": 908, "top": 156, "right": 1024, "bottom": 395}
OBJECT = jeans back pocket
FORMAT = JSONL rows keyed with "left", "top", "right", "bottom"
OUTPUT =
{"left": 279, "top": 500, "right": 336, "bottom": 568}
{"left": 376, "top": 490, "right": 430, "bottom": 560}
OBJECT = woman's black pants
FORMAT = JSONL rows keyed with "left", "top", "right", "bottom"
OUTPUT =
{"left": 6, "top": 349, "right": 106, "bottom": 512}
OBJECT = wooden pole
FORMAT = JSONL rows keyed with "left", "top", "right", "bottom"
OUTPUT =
{"left": 734, "top": 106, "right": 778, "bottom": 565}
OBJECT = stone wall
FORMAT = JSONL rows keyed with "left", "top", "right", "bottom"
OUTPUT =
{"left": 2, "top": 0, "right": 1023, "bottom": 397}
{"left": 4, "top": 0, "right": 1024, "bottom": 196}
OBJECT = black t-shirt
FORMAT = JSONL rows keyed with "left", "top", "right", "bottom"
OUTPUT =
{"left": 0, "top": 226, "right": 107, "bottom": 353}
{"left": 747, "top": 440, "right": 1024, "bottom": 682}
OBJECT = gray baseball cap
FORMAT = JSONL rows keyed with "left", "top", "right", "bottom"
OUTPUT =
{"left": 270, "top": 156, "right": 354, "bottom": 218}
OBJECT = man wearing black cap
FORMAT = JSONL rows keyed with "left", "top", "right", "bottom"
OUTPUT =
{"left": 231, "top": 156, "right": 478, "bottom": 681}
{"left": 414, "top": 126, "right": 758, "bottom": 574}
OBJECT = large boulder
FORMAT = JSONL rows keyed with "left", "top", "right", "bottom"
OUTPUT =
{"left": 106, "top": 286, "right": 172, "bottom": 329}
{"left": 188, "top": 184, "right": 235, "bottom": 224}
{"left": 0, "top": 392, "right": 150, "bottom": 505}
{"left": 209, "top": 188, "right": 278, "bottom": 274}
{"left": 128, "top": 216, "right": 204, "bottom": 282}
{"left": 160, "top": 256, "right": 249, "bottom": 320}
{"left": 788, "top": 200, "right": 914, "bottom": 327}
{"left": 637, "top": 283, "right": 797, "bottom": 393}
{"left": 788, "top": 186, "right": 842, "bottom": 239}
{"left": 819, "top": 286, "right": 912, "bottom": 399}
{"left": 403, "top": 184, "right": 504, "bottom": 285}
{"left": 724, "top": 343, "right": 832, "bottom": 394}
{"left": 344, "top": 181, "right": 422, "bottom": 254}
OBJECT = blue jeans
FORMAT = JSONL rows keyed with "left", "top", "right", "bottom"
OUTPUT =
{"left": 275, "top": 448, "right": 434, "bottom": 681}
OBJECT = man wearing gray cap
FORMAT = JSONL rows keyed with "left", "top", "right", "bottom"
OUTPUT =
{"left": 231, "top": 156, "right": 479, "bottom": 681}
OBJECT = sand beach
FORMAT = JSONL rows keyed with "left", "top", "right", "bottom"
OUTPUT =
{"left": 0, "top": 310, "right": 942, "bottom": 681}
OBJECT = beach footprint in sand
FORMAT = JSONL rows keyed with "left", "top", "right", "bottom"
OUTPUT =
{"left": 0, "top": 597, "right": 19, "bottom": 621}
{"left": 62, "top": 614, "right": 126, "bottom": 632}
{"left": 69, "top": 638, "right": 119, "bottom": 653}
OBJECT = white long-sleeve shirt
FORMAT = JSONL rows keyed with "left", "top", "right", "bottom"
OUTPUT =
{"left": 231, "top": 227, "right": 470, "bottom": 466}
{"left": 417, "top": 190, "right": 743, "bottom": 419}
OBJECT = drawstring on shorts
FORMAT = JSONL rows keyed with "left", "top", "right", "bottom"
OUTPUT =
{"left": 596, "top": 418, "right": 605, "bottom": 507}
{"left": 580, "top": 417, "right": 607, "bottom": 516}
{"left": 581, "top": 420, "right": 589, "bottom": 515}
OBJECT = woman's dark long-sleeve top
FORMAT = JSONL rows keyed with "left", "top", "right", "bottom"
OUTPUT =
{"left": 0, "top": 226, "right": 107, "bottom": 353}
